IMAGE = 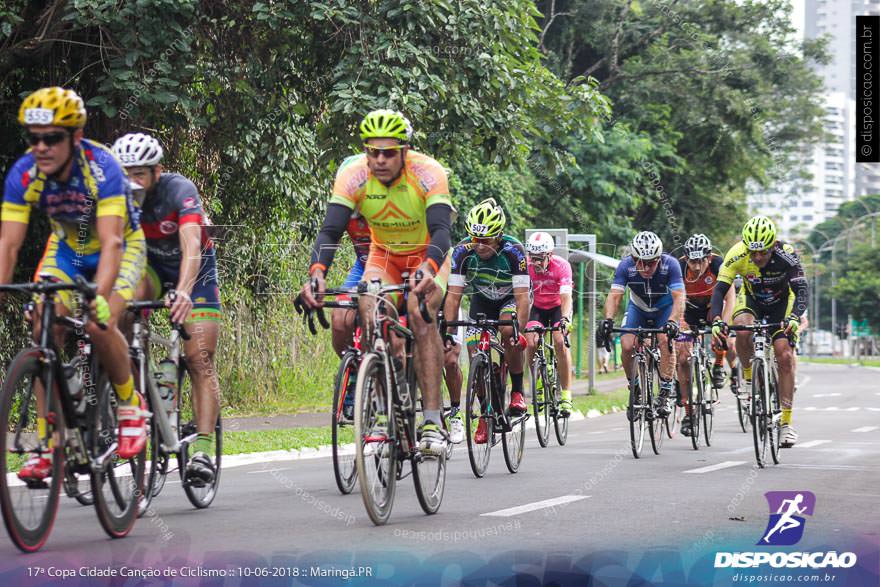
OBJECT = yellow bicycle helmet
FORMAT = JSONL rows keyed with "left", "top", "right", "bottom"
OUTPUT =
{"left": 465, "top": 198, "right": 506, "bottom": 238}
{"left": 18, "top": 87, "right": 87, "bottom": 128}
{"left": 359, "top": 109, "right": 412, "bottom": 143}
{"left": 742, "top": 216, "right": 777, "bottom": 251}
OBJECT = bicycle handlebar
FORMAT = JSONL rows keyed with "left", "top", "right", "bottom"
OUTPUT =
{"left": 522, "top": 324, "right": 571, "bottom": 348}
{"left": 442, "top": 312, "right": 521, "bottom": 343}
{"left": 608, "top": 326, "right": 672, "bottom": 353}
{"left": 127, "top": 291, "right": 191, "bottom": 340}
{"left": 1, "top": 275, "right": 107, "bottom": 330}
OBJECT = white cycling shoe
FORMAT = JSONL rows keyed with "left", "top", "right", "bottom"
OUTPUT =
{"left": 779, "top": 424, "right": 798, "bottom": 448}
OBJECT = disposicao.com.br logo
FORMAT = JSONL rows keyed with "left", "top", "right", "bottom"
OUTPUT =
{"left": 714, "top": 491, "right": 858, "bottom": 569}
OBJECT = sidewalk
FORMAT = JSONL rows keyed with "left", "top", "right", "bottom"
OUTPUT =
{"left": 226, "top": 373, "right": 628, "bottom": 432}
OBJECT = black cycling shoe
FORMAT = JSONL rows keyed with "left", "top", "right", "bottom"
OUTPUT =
{"left": 186, "top": 452, "right": 215, "bottom": 487}
{"left": 712, "top": 364, "right": 725, "bottom": 389}
{"left": 656, "top": 386, "right": 673, "bottom": 417}
{"left": 680, "top": 417, "right": 693, "bottom": 437}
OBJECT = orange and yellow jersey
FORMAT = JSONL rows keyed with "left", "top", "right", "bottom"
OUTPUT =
{"left": 329, "top": 151, "right": 451, "bottom": 255}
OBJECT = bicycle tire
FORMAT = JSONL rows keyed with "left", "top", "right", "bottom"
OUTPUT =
{"left": 703, "top": 363, "right": 716, "bottom": 447}
{"left": 0, "top": 349, "right": 64, "bottom": 552}
{"left": 689, "top": 363, "right": 701, "bottom": 451}
{"left": 751, "top": 361, "right": 768, "bottom": 468}
{"left": 66, "top": 469, "right": 94, "bottom": 506}
{"left": 648, "top": 363, "right": 664, "bottom": 455}
{"left": 354, "top": 353, "right": 397, "bottom": 525}
{"left": 549, "top": 356, "right": 569, "bottom": 446}
{"left": 501, "top": 362, "right": 525, "bottom": 473}
{"left": 90, "top": 372, "right": 145, "bottom": 539}
{"left": 531, "top": 358, "right": 550, "bottom": 448}
{"left": 139, "top": 374, "right": 167, "bottom": 517}
{"left": 177, "top": 364, "right": 222, "bottom": 509}
{"left": 769, "top": 372, "right": 782, "bottom": 465}
{"left": 465, "top": 353, "right": 492, "bottom": 477}
{"left": 629, "top": 362, "right": 647, "bottom": 458}
{"left": 412, "top": 393, "right": 447, "bottom": 514}
{"left": 733, "top": 362, "right": 749, "bottom": 433}
{"left": 331, "top": 352, "right": 358, "bottom": 495}
{"left": 664, "top": 372, "right": 680, "bottom": 439}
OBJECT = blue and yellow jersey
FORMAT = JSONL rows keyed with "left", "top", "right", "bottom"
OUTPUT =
{"left": 2, "top": 139, "right": 140, "bottom": 255}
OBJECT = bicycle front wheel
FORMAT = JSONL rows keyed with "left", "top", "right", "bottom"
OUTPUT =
{"left": 629, "top": 363, "right": 647, "bottom": 458}
{"left": 688, "top": 365, "right": 702, "bottom": 451}
{"left": 0, "top": 349, "right": 64, "bottom": 552}
{"left": 530, "top": 359, "right": 550, "bottom": 448}
{"left": 769, "top": 376, "right": 782, "bottom": 465}
{"left": 751, "top": 362, "right": 768, "bottom": 468}
{"left": 703, "top": 363, "right": 716, "bottom": 447}
{"left": 90, "top": 372, "right": 145, "bottom": 539}
{"left": 331, "top": 352, "right": 358, "bottom": 494}
{"left": 648, "top": 367, "right": 664, "bottom": 455}
{"left": 354, "top": 353, "right": 397, "bottom": 525}
{"left": 733, "top": 362, "right": 749, "bottom": 433}
{"left": 178, "top": 365, "right": 222, "bottom": 509}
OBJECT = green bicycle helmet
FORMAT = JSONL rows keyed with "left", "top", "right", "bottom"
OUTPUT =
{"left": 465, "top": 198, "right": 506, "bottom": 238}
{"left": 359, "top": 109, "right": 412, "bottom": 143}
{"left": 742, "top": 216, "right": 777, "bottom": 251}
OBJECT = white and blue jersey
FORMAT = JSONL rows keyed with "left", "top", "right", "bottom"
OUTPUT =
{"left": 612, "top": 254, "right": 684, "bottom": 328}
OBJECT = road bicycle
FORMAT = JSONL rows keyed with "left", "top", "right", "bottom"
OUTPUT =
{"left": 0, "top": 276, "right": 145, "bottom": 552}
{"left": 524, "top": 323, "right": 570, "bottom": 447}
{"left": 608, "top": 326, "right": 674, "bottom": 458}
{"left": 127, "top": 297, "right": 222, "bottom": 513}
{"left": 443, "top": 314, "right": 529, "bottom": 477}
{"left": 679, "top": 324, "right": 718, "bottom": 450}
{"left": 295, "top": 273, "right": 446, "bottom": 525}
{"left": 729, "top": 320, "right": 788, "bottom": 468}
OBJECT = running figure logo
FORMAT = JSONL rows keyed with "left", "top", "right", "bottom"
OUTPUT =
{"left": 759, "top": 491, "right": 816, "bottom": 546}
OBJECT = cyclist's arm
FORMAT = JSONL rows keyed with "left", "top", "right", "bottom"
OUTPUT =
{"left": 94, "top": 215, "right": 124, "bottom": 298}
{"left": 560, "top": 292, "right": 573, "bottom": 322}
{"left": 787, "top": 258, "right": 809, "bottom": 318}
{"left": 176, "top": 223, "right": 201, "bottom": 295}
{"left": 424, "top": 203, "right": 452, "bottom": 274}
{"left": 514, "top": 286, "right": 530, "bottom": 333}
{"left": 670, "top": 288, "right": 685, "bottom": 324}
{"left": 443, "top": 286, "right": 464, "bottom": 336}
{"left": 309, "top": 203, "right": 350, "bottom": 276}
{"left": 604, "top": 289, "right": 623, "bottom": 320}
{"left": 721, "top": 282, "right": 736, "bottom": 323}
{"left": 0, "top": 221, "right": 26, "bottom": 284}
{"left": 710, "top": 281, "right": 731, "bottom": 322}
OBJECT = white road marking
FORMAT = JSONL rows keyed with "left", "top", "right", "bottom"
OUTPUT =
{"left": 798, "top": 376, "right": 811, "bottom": 389}
{"left": 247, "top": 467, "right": 291, "bottom": 475}
{"left": 811, "top": 392, "right": 840, "bottom": 398}
{"left": 852, "top": 426, "right": 878, "bottom": 433}
{"left": 824, "top": 407, "right": 839, "bottom": 411}
{"left": 796, "top": 440, "right": 831, "bottom": 448}
{"left": 804, "top": 407, "right": 817, "bottom": 411}
{"left": 845, "top": 407, "right": 860, "bottom": 411}
{"left": 868, "top": 408, "right": 880, "bottom": 412}
{"left": 779, "top": 464, "right": 868, "bottom": 471}
{"left": 481, "top": 495, "right": 590, "bottom": 517}
{"left": 683, "top": 461, "right": 747, "bottom": 474}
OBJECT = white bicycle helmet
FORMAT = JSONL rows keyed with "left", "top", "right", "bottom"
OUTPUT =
{"left": 526, "top": 231, "right": 555, "bottom": 255}
{"left": 112, "top": 132, "right": 164, "bottom": 167}
{"left": 631, "top": 231, "right": 663, "bottom": 260}
{"left": 684, "top": 233, "right": 712, "bottom": 260}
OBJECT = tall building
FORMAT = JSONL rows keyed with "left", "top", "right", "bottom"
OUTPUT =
{"left": 852, "top": 1, "right": 880, "bottom": 197}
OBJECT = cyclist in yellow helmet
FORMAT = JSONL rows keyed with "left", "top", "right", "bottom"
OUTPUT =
{"left": 0, "top": 88, "right": 147, "bottom": 480}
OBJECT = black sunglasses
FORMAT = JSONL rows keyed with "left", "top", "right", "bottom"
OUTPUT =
{"left": 25, "top": 131, "right": 69, "bottom": 147}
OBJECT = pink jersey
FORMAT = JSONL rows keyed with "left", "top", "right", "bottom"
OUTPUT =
{"left": 528, "top": 254, "right": 573, "bottom": 310}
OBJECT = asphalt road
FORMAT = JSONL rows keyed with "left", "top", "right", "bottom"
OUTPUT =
{"left": 1, "top": 362, "right": 878, "bottom": 585}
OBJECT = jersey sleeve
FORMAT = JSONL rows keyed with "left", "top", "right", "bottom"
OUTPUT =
{"left": 666, "top": 256, "right": 684, "bottom": 290}
{"left": 93, "top": 151, "right": 130, "bottom": 219}
{"left": 611, "top": 257, "right": 629, "bottom": 291}
{"left": 448, "top": 243, "right": 471, "bottom": 288}
{"left": 710, "top": 255, "right": 723, "bottom": 275}
{"left": 509, "top": 242, "right": 530, "bottom": 289}
{"left": 329, "top": 155, "right": 368, "bottom": 211}
{"left": 1, "top": 160, "right": 32, "bottom": 224}
{"left": 417, "top": 158, "right": 451, "bottom": 209}
{"left": 168, "top": 176, "right": 205, "bottom": 226}
{"left": 556, "top": 256, "right": 573, "bottom": 294}
{"left": 717, "top": 243, "right": 746, "bottom": 285}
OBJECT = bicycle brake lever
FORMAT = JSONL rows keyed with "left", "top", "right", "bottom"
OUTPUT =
{"left": 316, "top": 306, "right": 330, "bottom": 330}
{"left": 413, "top": 270, "right": 433, "bottom": 324}
{"left": 306, "top": 309, "right": 318, "bottom": 335}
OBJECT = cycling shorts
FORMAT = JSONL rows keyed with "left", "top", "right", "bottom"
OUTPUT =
{"left": 363, "top": 244, "right": 450, "bottom": 306}
{"left": 527, "top": 305, "right": 562, "bottom": 330}
{"left": 465, "top": 294, "right": 516, "bottom": 347}
{"left": 35, "top": 230, "right": 146, "bottom": 308}
{"left": 732, "top": 287, "right": 793, "bottom": 342}
{"left": 145, "top": 254, "right": 221, "bottom": 323}
{"left": 622, "top": 301, "right": 673, "bottom": 330}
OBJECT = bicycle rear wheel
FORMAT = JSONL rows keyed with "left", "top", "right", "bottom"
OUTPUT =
{"left": 501, "top": 364, "right": 525, "bottom": 474}
{"left": 354, "top": 353, "right": 397, "bottom": 525}
{"left": 629, "top": 364, "right": 647, "bottom": 458}
{"left": 0, "top": 349, "right": 64, "bottom": 552}
{"left": 751, "top": 362, "right": 768, "bottom": 468}
{"left": 648, "top": 367, "right": 664, "bottom": 455}
{"left": 139, "top": 377, "right": 168, "bottom": 517}
{"left": 733, "top": 362, "right": 749, "bottom": 433}
{"left": 664, "top": 379, "right": 680, "bottom": 439}
{"left": 90, "top": 372, "right": 145, "bottom": 539}
{"left": 465, "top": 354, "right": 492, "bottom": 478}
{"left": 688, "top": 365, "right": 702, "bottom": 450}
{"left": 331, "top": 352, "right": 358, "bottom": 494}
{"left": 530, "top": 359, "right": 550, "bottom": 448}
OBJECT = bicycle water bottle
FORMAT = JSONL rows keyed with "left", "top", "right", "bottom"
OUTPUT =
{"left": 156, "top": 358, "right": 178, "bottom": 421}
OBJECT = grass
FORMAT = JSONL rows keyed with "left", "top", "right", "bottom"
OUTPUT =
{"left": 798, "top": 356, "right": 880, "bottom": 367}
{"left": 571, "top": 387, "right": 629, "bottom": 415}
{"left": 222, "top": 427, "right": 353, "bottom": 455}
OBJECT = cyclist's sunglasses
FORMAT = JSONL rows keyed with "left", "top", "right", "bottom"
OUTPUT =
{"left": 634, "top": 257, "right": 660, "bottom": 270}
{"left": 25, "top": 131, "right": 69, "bottom": 147}
{"left": 363, "top": 144, "right": 404, "bottom": 158}
{"left": 471, "top": 236, "right": 496, "bottom": 245}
